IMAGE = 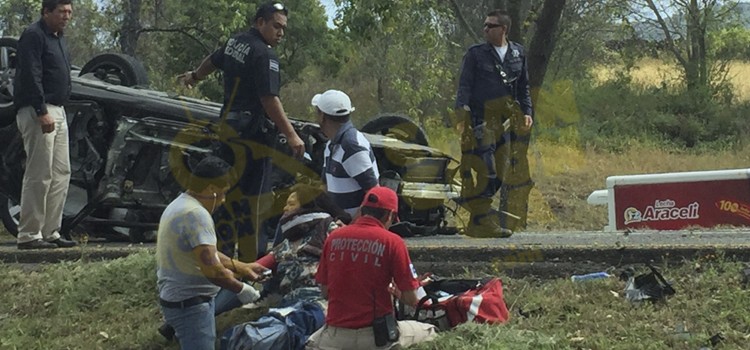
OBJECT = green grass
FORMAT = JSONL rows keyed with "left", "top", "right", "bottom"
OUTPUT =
{"left": 1, "top": 252, "right": 748, "bottom": 349}
{"left": 0, "top": 252, "right": 262, "bottom": 350}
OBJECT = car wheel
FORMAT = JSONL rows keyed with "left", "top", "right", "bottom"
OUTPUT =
{"left": 361, "top": 114, "right": 429, "bottom": 146}
{"left": 0, "top": 37, "right": 18, "bottom": 124}
{"left": 0, "top": 194, "right": 20, "bottom": 237}
{"left": 79, "top": 53, "right": 149, "bottom": 87}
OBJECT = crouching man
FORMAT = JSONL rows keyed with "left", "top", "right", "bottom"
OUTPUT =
{"left": 156, "top": 156, "right": 267, "bottom": 350}
{"left": 306, "top": 186, "right": 437, "bottom": 349}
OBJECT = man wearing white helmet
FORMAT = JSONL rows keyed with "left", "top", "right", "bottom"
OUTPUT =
{"left": 312, "top": 90, "right": 379, "bottom": 217}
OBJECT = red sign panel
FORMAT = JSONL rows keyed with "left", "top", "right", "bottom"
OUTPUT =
{"left": 614, "top": 179, "right": 750, "bottom": 230}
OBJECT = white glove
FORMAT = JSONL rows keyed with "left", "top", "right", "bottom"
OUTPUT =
{"left": 236, "top": 283, "right": 261, "bottom": 304}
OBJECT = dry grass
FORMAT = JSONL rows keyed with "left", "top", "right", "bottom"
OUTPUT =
{"left": 426, "top": 108, "right": 750, "bottom": 232}
{"left": 592, "top": 58, "right": 750, "bottom": 101}
{"left": 527, "top": 141, "right": 750, "bottom": 231}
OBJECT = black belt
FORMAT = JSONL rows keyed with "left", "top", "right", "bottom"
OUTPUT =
{"left": 159, "top": 295, "right": 212, "bottom": 309}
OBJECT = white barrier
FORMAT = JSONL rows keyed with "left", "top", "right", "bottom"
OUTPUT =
{"left": 589, "top": 168, "right": 750, "bottom": 231}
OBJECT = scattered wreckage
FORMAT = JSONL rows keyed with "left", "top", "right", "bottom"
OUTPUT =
{"left": 0, "top": 37, "right": 460, "bottom": 242}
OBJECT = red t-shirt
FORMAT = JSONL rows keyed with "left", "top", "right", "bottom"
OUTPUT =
{"left": 316, "top": 216, "right": 420, "bottom": 329}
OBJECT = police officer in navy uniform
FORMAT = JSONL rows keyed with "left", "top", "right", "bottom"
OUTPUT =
{"left": 179, "top": 2, "right": 305, "bottom": 262}
{"left": 453, "top": 9, "right": 534, "bottom": 238}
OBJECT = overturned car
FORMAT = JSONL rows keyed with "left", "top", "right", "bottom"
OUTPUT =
{"left": 0, "top": 37, "right": 461, "bottom": 243}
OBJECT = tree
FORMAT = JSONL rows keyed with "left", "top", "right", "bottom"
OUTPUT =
{"left": 91, "top": 0, "right": 332, "bottom": 97}
{"left": 0, "top": 0, "right": 37, "bottom": 37}
{"left": 630, "top": 0, "right": 739, "bottom": 92}
{"left": 119, "top": 0, "right": 142, "bottom": 57}
{"left": 526, "top": 0, "right": 567, "bottom": 91}
{"left": 0, "top": 0, "right": 117, "bottom": 65}
{"left": 546, "top": 0, "right": 630, "bottom": 81}
{"left": 334, "top": 0, "right": 455, "bottom": 122}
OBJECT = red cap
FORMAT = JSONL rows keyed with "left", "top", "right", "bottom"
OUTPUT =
{"left": 361, "top": 186, "right": 399, "bottom": 221}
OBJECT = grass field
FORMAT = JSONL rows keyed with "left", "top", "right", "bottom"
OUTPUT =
{"left": 1, "top": 58, "right": 749, "bottom": 349}
{"left": 526, "top": 141, "right": 750, "bottom": 231}
{"left": 1, "top": 251, "right": 748, "bottom": 349}
{"left": 420, "top": 133, "right": 750, "bottom": 232}
{"left": 592, "top": 59, "right": 750, "bottom": 101}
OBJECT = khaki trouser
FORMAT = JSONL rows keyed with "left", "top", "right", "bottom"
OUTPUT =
{"left": 306, "top": 321, "right": 437, "bottom": 350}
{"left": 16, "top": 105, "right": 70, "bottom": 244}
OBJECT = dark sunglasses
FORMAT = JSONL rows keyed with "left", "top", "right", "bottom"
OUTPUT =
{"left": 484, "top": 23, "right": 503, "bottom": 29}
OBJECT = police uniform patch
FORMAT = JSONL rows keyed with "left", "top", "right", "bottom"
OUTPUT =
{"left": 269, "top": 59, "right": 280, "bottom": 72}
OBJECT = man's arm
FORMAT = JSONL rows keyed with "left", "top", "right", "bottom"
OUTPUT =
{"left": 193, "top": 244, "right": 244, "bottom": 292}
{"left": 17, "top": 31, "right": 55, "bottom": 133}
{"left": 260, "top": 96, "right": 305, "bottom": 158}
{"left": 17, "top": 31, "right": 46, "bottom": 116}
{"left": 399, "top": 288, "right": 420, "bottom": 308}
{"left": 193, "top": 244, "right": 261, "bottom": 303}
{"left": 216, "top": 251, "right": 268, "bottom": 281}
{"left": 320, "top": 285, "right": 328, "bottom": 299}
{"left": 390, "top": 238, "right": 423, "bottom": 308}
{"left": 178, "top": 54, "right": 218, "bottom": 88}
{"left": 454, "top": 50, "right": 476, "bottom": 112}
{"left": 453, "top": 49, "right": 477, "bottom": 131}
{"left": 516, "top": 52, "right": 534, "bottom": 130}
{"left": 346, "top": 146, "right": 379, "bottom": 191}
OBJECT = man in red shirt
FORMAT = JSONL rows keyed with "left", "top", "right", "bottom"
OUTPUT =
{"left": 306, "top": 186, "right": 436, "bottom": 349}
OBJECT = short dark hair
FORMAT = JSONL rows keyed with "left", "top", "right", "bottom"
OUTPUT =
{"left": 254, "top": 2, "right": 288, "bottom": 22}
{"left": 42, "top": 0, "right": 72, "bottom": 16}
{"left": 188, "top": 156, "right": 234, "bottom": 192}
{"left": 322, "top": 112, "right": 350, "bottom": 123}
{"left": 360, "top": 206, "right": 392, "bottom": 222}
{"left": 487, "top": 9, "right": 511, "bottom": 30}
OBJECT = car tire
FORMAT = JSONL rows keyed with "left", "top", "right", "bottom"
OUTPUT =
{"left": 361, "top": 114, "right": 429, "bottom": 146}
{"left": 0, "top": 194, "right": 20, "bottom": 237}
{"left": 0, "top": 37, "right": 19, "bottom": 124}
{"left": 79, "top": 53, "right": 149, "bottom": 87}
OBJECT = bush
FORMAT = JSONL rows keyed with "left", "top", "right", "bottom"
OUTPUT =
{"left": 564, "top": 79, "right": 750, "bottom": 150}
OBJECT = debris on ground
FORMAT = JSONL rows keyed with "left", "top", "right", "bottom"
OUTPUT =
{"left": 622, "top": 264, "right": 676, "bottom": 304}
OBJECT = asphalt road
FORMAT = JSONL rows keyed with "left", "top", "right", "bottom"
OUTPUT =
{"left": 2, "top": 229, "right": 749, "bottom": 277}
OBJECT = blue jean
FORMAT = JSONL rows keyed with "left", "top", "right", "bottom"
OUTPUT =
{"left": 161, "top": 289, "right": 242, "bottom": 349}
{"left": 161, "top": 299, "right": 216, "bottom": 350}
{"left": 214, "top": 288, "right": 242, "bottom": 315}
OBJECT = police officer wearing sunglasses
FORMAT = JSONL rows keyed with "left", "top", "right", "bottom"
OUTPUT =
{"left": 178, "top": 2, "right": 305, "bottom": 262}
{"left": 453, "top": 9, "right": 534, "bottom": 238}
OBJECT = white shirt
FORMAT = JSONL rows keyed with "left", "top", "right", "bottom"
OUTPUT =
{"left": 494, "top": 44, "right": 508, "bottom": 62}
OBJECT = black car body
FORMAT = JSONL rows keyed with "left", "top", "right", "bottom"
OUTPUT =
{"left": 0, "top": 37, "right": 460, "bottom": 242}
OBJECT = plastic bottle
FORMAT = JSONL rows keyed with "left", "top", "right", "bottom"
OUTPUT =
{"left": 570, "top": 272, "right": 611, "bottom": 282}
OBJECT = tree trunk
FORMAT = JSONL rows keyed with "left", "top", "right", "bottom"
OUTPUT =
{"left": 506, "top": 0, "right": 524, "bottom": 44}
{"left": 526, "top": 0, "right": 566, "bottom": 92}
{"left": 119, "top": 0, "right": 142, "bottom": 57}
{"left": 377, "top": 77, "right": 385, "bottom": 112}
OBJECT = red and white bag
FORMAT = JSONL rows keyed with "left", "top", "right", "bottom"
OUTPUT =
{"left": 406, "top": 277, "right": 510, "bottom": 331}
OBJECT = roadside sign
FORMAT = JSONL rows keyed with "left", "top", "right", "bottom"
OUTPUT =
{"left": 602, "top": 169, "right": 750, "bottom": 231}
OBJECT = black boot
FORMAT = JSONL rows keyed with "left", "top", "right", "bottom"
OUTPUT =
{"left": 158, "top": 323, "right": 175, "bottom": 341}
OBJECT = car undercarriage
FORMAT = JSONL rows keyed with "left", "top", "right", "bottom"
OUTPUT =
{"left": 0, "top": 36, "right": 461, "bottom": 242}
